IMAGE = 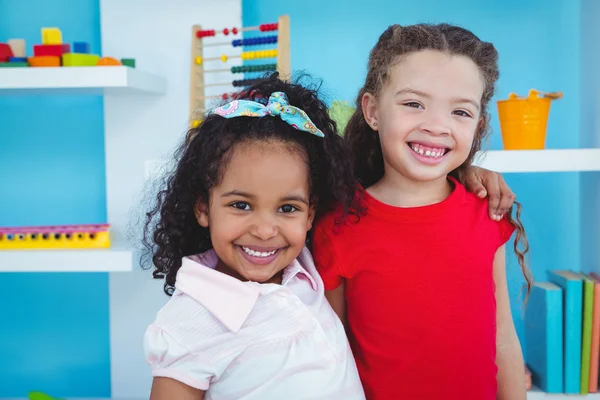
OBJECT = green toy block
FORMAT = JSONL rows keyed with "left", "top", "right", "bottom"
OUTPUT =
{"left": 0, "top": 61, "right": 28, "bottom": 67}
{"left": 62, "top": 53, "right": 100, "bottom": 66}
{"left": 28, "top": 391, "right": 64, "bottom": 400}
{"left": 121, "top": 58, "right": 136, "bottom": 68}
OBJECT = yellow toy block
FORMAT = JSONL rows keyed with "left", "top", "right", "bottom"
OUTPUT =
{"left": 41, "top": 27, "right": 62, "bottom": 45}
{"left": 8, "top": 39, "right": 25, "bottom": 58}
{"left": 62, "top": 53, "right": 100, "bottom": 66}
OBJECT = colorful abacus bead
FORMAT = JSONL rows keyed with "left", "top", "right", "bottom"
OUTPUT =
{"left": 259, "top": 23, "right": 278, "bottom": 32}
{"left": 195, "top": 56, "right": 203, "bottom": 65}
{"left": 223, "top": 28, "right": 229, "bottom": 36}
{"left": 197, "top": 29, "right": 216, "bottom": 38}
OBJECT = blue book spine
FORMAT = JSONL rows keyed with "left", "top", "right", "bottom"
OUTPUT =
{"left": 525, "top": 282, "right": 563, "bottom": 392}
{"left": 548, "top": 271, "right": 583, "bottom": 394}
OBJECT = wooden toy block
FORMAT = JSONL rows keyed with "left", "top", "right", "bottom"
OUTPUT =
{"left": 0, "top": 43, "right": 14, "bottom": 62}
{"left": 0, "top": 224, "right": 111, "bottom": 250}
{"left": 62, "top": 53, "right": 100, "bottom": 66}
{"left": 97, "top": 56, "right": 121, "bottom": 66}
{"left": 9, "top": 57, "right": 27, "bottom": 62}
{"left": 0, "top": 62, "right": 28, "bottom": 68}
{"left": 7, "top": 39, "right": 25, "bottom": 58}
{"left": 41, "top": 27, "right": 62, "bottom": 44}
{"left": 121, "top": 58, "right": 136, "bottom": 68}
{"left": 28, "top": 56, "right": 60, "bottom": 67}
{"left": 34, "top": 44, "right": 70, "bottom": 57}
{"left": 73, "top": 41, "right": 90, "bottom": 53}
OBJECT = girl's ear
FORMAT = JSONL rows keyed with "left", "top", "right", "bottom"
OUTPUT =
{"left": 306, "top": 204, "right": 316, "bottom": 231}
{"left": 194, "top": 199, "right": 210, "bottom": 228}
{"left": 361, "top": 92, "right": 379, "bottom": 131}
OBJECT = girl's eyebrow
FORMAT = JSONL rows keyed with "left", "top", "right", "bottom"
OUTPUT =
{"left": 395, "top": 88, "right": 480, "bottom": 110}
{"left": 395, "top": 88, "right": 430, "bottom": 98}
{"left": 221, "top": 190, "right": 308, "bottom": 205}
{"left": 221, "top": 190, "right": 254, "bottom": 199}
{"left": 451, "top": 96, "right": 480, "bottom": 111}
{"left": 281, "top": 195, "right": 309, "bottom": 205}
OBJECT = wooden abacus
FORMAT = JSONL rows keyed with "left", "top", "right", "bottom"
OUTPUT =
{"left": 189, "top": 15, "right": 291, "bottom": 127}
{"left": 0, "top": 224, "right": 111, "bottom": 250}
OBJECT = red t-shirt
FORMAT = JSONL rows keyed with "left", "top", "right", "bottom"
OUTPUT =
{"left": 312, "top": 178, "right": 515, "bottom": 400}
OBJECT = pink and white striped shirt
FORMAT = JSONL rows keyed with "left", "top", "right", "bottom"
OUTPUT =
{"left": 144, "top": 247, "right": 365, "bottom": 399}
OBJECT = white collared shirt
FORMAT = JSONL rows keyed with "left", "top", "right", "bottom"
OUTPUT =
{"left": 144, "top": 247, "right": 365, "bottom": 400}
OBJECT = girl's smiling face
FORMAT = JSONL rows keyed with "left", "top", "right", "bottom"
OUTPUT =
{"left": 195, "top": 140, "right": 315, "bottom": 284}
{"left": 363, "top": 49, "right": 485, "bottom": 184}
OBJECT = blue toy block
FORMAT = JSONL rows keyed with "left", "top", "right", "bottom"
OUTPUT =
{"left": 9, "top": 57, "right": 27, "bottom": 62}
{"left": 73, "top": 41, "right": 90, "bottom": 54}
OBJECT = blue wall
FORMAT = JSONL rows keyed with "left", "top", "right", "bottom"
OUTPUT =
{"left": 0, "top": 1, "right": 111, "bottom": 397}
{"left": 243, "top": 0, "right": 581, "bottom": 347}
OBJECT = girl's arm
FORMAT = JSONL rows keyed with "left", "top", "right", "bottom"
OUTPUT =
{"left": 325, "top": 279, "right": 347, "bottom": 327}
{"left": 463, "top": 167, "right": 515, "bottom": 221}
{"left": 494, "top": 245, "right": 526, "bottom": 400}
{"left": 150, "top": 377, "right": 205, "bottom": 400}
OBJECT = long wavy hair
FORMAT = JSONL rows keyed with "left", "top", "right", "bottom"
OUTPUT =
{"left": 141, "top": 73, "right": 363, "bottom": 295}
{"left": 344, "top": 23, "right": 532, "bottom": 297}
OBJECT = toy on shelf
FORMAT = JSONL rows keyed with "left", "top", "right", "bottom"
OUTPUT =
{"left": 97, "top": 56, "right": 121, "bottom": 66}
{"left": 8, "top": 38, "right": 25, "bottom": 57}
{"left": 0, "top": 224, "right": 111, "bottom": 251}
{"left": 497, "top": 89, "right": 563, "bottom": 150}
{"left": 28, "top": 391, "right": 62, "bottom": 400}
{"left": 189, "top": 15, "right": 290, "bottom": 127}
{"left": 329, "top": 100, "right": 356, "bottom": 135}
{"left": 0, "top": 27, "right": 136, "bottom": 68}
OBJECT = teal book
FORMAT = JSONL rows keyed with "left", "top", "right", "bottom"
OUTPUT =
{"left": 548, "top": 270, "right": 583, "bottom": 394}
{"left": 525, "top": 282, "right": 563, "bottom": 393}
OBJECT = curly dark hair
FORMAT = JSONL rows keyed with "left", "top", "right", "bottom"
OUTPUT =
{"left": 344, "top": 23, "right": 532, "bottom": 297}
{"left": 142, "top": 72, "right": 362, "bottom": 295}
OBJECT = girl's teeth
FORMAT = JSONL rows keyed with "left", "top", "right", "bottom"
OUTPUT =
{"left": 242, "top": 247, "right": 277, "bottom": 257}
{"left": 410, "top": 144, "right": 446, "bottom": 158}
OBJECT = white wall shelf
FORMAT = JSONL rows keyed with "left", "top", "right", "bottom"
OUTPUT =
{"left": 0, "top": 248, "right": 132, "bottom": 272}
{"left": 0, "top": 66, "right": 166, "bottom": 95}
{"left": 474, "top": 148, "right": 600, "bottom": 173}
{"left": 144, "top": 149, "right": 600, "bottom": 180}
{"left": 528, "top": 389, "right": 600, "bottom": 399}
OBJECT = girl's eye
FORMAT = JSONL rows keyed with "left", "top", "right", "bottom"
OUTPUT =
{"left": 403, "top": 102, "right": 423, "bottom": 109}
{"left": 231, "top": 202, "right": 251, "bottom": 211}
{"left": 453, "top": 110, "right": 471, "bottom": 118}
{"left": 279, "top": 204, "right": 299, "bottom": 213}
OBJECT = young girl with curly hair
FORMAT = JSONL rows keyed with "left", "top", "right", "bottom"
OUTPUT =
{"left": 312, "top": 24, "right": 532, "bottom": 400}
{"left": 141, "top": 75, "right": 366, "bottom": 399}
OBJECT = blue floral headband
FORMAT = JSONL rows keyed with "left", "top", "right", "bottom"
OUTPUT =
{"left": 210, "top": 91, "right": 325, "bottom": 138}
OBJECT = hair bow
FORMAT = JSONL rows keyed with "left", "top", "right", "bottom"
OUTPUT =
{"left": 210, "top": 91, "right": 324, "bottom": 138}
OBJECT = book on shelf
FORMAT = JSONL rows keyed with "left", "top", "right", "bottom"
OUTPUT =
{"left": 525, "top": 281, "right": 563, "bottom": 393}
{"left": 547, "top": 270, "right": 583, "bottom": 394}
{"left": 525, "top": 270, "right": 600, "bottom": 394}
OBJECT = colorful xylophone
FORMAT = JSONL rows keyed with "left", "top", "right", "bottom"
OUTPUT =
{"left": 0, "top": 224, "right": 111, "bottom": 250}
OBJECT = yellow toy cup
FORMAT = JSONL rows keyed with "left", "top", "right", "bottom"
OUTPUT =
{"left": 496, "top": 89, "right": 562, "bottom": 150}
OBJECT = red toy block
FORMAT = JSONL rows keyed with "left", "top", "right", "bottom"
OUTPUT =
{"left": 33, "top": 44, "right": 70, "bottom": 57}
{"left": 0, "top": 43, "right": 14, "bottom": 62}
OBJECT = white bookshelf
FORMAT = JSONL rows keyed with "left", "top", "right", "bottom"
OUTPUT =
{"left": 0, "top": 248, "right": 132, "bottom": 272}
{"left": 528, "top": 390, "right": 600, "bottom": 399}
{"left": 144, "top": 149, "right": 600, "bottom": 180}
{"left": 474, "top": 148, "right": 600, "bottom": 173}
{"left": 0, "top": 66, "right": 166, "bottom": 95}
